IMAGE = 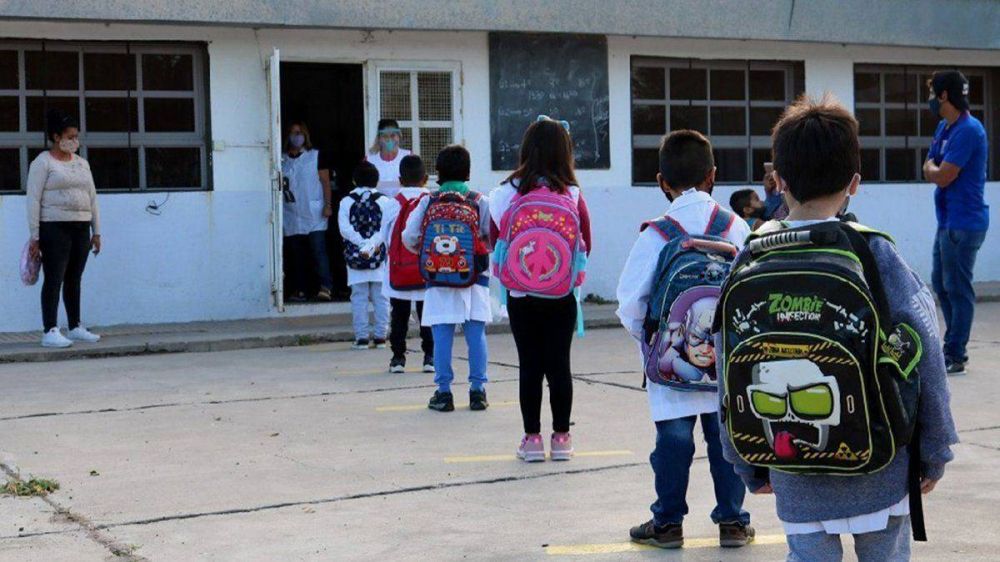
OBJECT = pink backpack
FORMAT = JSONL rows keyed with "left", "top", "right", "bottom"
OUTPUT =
{"left": 494, "top": 186, "right": 587, "bottom": 299}
{"left": 20, "top": 240, "right": 40, "bottom": 286}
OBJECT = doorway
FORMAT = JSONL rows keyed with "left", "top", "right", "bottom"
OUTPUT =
{"left": 279, "top": 62, "right": 365, "bottom": 302}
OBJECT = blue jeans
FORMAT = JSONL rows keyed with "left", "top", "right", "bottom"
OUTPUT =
{"left": 307, "top": 230, "right": 334, "bottom": 290}
{"left": 349, "top": 281, "right": 389, "bottom": 340}
{"left": 786, "top": 515, "right": 911, "bottom": 562}
{"left": 932, "top": 228, "right": 986, "bottom": 363}
{"left": 650, "top": 413, "right": 749, "bottom": 526}
{"left": 432, "top": 321, "right": 488, "bottom": 393}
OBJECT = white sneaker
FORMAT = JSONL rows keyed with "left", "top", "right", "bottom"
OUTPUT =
{"left": 41, "top": 328, "right": 73, "bottom": 348}
{"left": 67, "top": 326, "right": 101, "bottom": 343}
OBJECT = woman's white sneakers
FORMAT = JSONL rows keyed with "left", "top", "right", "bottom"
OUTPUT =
{"left": 41, "top": 328, "right": 73, "bottom": 348}
{"left": 67, "top": 326, "right": 101, "bottom": 343}
{"left": 41, "top": 326, "right": 101, "bottom": 348}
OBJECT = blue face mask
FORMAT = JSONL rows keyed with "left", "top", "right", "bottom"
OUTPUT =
{"left": 928, "top": 97, "right": 941, "bottom": 117}
{"left": 382, "top": 139, "right": 397, "bottom": 152}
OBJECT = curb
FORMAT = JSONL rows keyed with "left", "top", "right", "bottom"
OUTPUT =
{"left": 0, "top": 317, "right": 624, "bottom": 364}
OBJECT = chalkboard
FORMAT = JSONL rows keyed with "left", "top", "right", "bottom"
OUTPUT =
{"left": 489, "top": 33, "right": 610, "bottom": 170}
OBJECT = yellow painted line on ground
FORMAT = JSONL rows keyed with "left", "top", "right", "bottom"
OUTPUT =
{"left": 444, "top": 450, "right": 633, "bottom": 463}
{"left": 376, "top": 400, "right": 518, "bottom": 413}
{"left": 545, "top": 534, "right": 786, "bottom": 555}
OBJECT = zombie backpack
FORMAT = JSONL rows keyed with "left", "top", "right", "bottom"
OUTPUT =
{"left": 343, "top": 190, "right": 386, "bottom": 270}
{"left": 717, "top": 220, "right": 922, "bottom": 476}
{"left": 641, "top": 205, "right": 738, "bottom": 391}
{"left": 493, "top": 186, "right": 587, "bottom": 299}
{"left": 418, "top": 191, "right": 489, "bottom": 288}
{"left": 389, "top": 193, "right": 427, "bottom": 291}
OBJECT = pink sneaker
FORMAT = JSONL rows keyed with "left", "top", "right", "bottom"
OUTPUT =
{"left": 516, "top": 434, "right": 545, "bottom": 462}
{"left": 551, "top": 432, "right": 574, "bottom": 461}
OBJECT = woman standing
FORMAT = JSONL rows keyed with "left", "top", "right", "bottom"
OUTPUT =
{"left": 365, "top": 118, "right": 411, "bottom": 197}
{"left": 282, "top": 121, "right": 334, "bottom": 302}
{"left": 27, "top": 110, "right": 102, "bottom": 348}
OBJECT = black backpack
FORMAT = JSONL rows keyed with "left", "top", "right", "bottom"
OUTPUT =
{"left": 343, "top": 191, "right": 386, "bottom": 270}
{"left": 716, "top": 220, "right": 922, "bottom": 476}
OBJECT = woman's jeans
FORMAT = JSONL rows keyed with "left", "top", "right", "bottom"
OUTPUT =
{"left": 932, "top": 228, "right": 987, "bottom": 363}
{"left": 39, "top": 221, "right": 92, "bottom": 332}
{"left": 285, "top": 230, "right": 334, "bottom": 294}
{"left": 650, "top": 413, "right": 750, "bottom": 527}
{"left": 432, "top": 321, "right": 488, "bottom": 394}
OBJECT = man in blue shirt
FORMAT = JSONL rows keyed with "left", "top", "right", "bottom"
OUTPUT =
{"left": 923, "top": 70, "right": 990, "bottom": 376}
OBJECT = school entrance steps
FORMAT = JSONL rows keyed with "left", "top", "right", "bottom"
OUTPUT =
{"left": 0, "top": 304, "right": 621, "bottom": 364}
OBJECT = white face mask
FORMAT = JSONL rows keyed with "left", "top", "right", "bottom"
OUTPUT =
{"left": 58, "top": 138, "right": 79, "bottom": 154}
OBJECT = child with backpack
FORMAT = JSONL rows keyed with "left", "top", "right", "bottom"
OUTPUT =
{"left": 489, "top": 117, "right": 592, "bottom": 462}
{"left": 384, "top": 154, "right": 435, "bottom": 373}
{"left": 616, "top": 130, "right": 754, "bottom": 549}
{"left": 716, "top": 97, "right": 957, "bottom": 561}
{"left": 402, "top": 145, "right": 491, "bottom": 412}
{"left": 339, "top": 161, "right": 394, "bottom": 349}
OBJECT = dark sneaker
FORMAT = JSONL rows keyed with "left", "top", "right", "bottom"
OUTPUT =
{"left": 428, "top": 391, "right": 454, "bottom": 412}
{"left": 351, "top": 339, "right": 370, "bottom": 350}
{"left": 469, "top": 389, "right": 489, "bottom": 411}
{"left": 629, "top": 519, "right": 683, "bottom": 549}
{"left": 946, "top": 361, "right": 967, "bottom": 376}
{"left": 389, "top": 355, "right": 405, "bottom": 373}
{"left": 373, "top": 338, "right": 387, "bottom": 349}
{"left": 719, "top": 522, "right": 755, "bottom": 548}
{"left": 423, "top": 355, "right": 435, "bottom": 373}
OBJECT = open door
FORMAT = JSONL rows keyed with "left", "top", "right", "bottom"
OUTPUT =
{"left": 266, "top": 48, "right": 285, "bottom": 312}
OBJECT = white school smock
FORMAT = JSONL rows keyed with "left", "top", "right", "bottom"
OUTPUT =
{"left": 366, "top": 148, "right": 412, "bottom": 198}
{"left": 402, "top": 191, "right": 493, "bottom": 326}
{"left": 338, "top": 187, "right": 396, "bottom": 286}
{"left": 281, "top": 149, "right": 327, "bottom": 236}
{"left": 382, "top": 186, "right": 431, "bottom": 301}
{"left": 488, "top": 182, "right": 583, "bottom": 299}
{"left": 615, "top": 188, "right": 751, "bottom": 422}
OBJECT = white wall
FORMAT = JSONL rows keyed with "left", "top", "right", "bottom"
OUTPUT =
{"left": 0, "top": 23, "right": 997, "bottom": 332}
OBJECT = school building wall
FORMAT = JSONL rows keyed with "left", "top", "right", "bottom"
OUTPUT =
{"left": 0, "top": 21, "right": 997, "bottom": 332}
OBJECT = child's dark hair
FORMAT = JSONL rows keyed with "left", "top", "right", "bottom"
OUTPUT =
{"left": 503, "top": 119, "right": 578, "bottom": 195}
{"left": 729, "top": 189, "right": 756, "bottom": 217}
{"left": 436, "top": 144, "right": 471, "bottom": 183}
{"left": 353, "top": 161, "right": 380, "bottom": 188}
{"left": 399, "top": 154, "right": 426, "bottom": 185}
{"left": 658, "top": 130, "right": 714, "bottom": 189}
{"left": 46, "top": 109, "right": 79, "bottom": 143}
{"left": 772, "top": 96, "right": 860, "bottom": 203}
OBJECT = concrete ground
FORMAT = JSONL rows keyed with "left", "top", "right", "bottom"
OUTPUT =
{"left": 0, "top": 306, "right": 998, "bottom": 561}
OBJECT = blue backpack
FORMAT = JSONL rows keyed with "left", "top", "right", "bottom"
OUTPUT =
{"left": 343, "top": 190, "right": 386, "bottom": 270}
{"left": 641, "top": 204, "right": 738, "bottom": 391}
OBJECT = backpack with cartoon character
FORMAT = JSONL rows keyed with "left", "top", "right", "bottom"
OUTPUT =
{"left": 716, "top": 220, "right": 921, "bottom": 476}
{"left": 418, "top": 191, "right": 489, "bottom": 288}
{"left": 641, "top": 204, "right": 738, "bottom": 391}
{"left": 343, "top": 190, "right": 386, "bottom": 270}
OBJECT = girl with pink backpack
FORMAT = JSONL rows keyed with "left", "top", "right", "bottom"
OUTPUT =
{"left": 489, "top": 117, "right": 592, "bottom": 462}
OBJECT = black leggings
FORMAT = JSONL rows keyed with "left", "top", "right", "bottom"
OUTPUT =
{"left": 39, "top": 221, "right": 92, "bottom": 331}
{"left": 508, "top": 294, "right": 577, "bottom": 434}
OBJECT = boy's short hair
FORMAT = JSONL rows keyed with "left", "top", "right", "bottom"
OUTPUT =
{"left": 772, "top": 96, "right": 860, "bottom": 203}
{"left": 436, "top": 144, "right": 471, "bottom": 183}
{"left": 658, "top": 130, "right": 715, "bottom": 189}
{"left": 729, "top": 189, "right": 756, "bottom": 217}
{"left": 399, "top": 154, "right": 426, "bottom": 185}
{"left": 353, "top": 161, "right": 380, "bottom": 188}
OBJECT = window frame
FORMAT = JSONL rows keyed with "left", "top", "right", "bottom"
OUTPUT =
{"left": 854, "top": 64, "right": 993, "bottom": 183}
{"left": 630, "top": 57, "right": 802, "bottom": 186}
{"left": 367, "top": 60, "right": 462, "bottom": 176}
{"left": 0, "top": 40, "right": 211, "bottom": 194}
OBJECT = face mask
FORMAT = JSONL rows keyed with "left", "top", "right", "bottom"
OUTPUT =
{"left": 58, "top": 138, "right": 79, "bottom": 154}
{"left": 750, "top": 204, "right": 766, "bottom": 219}
{"left": 928, "top": 97, "right": 941, "bottom": 117}
{"left": 289, "top": 134, "right": 305, "bottom": 148}
{"left": 381, "top": 139, "right": 397, "bottom": 152}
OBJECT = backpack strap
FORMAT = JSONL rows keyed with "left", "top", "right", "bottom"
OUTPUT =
{"left": 705, "top": 203, "right": 737, "bottom": 238}
{"left": 845, "top": 221, "right": 895, "bottom": 245}
{"left": 640, "top": 215, "right": 687, "bottom": 241}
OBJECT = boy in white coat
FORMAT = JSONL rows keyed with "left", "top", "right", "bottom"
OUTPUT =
{"left": 403, "top": 145, "right": 492, "bottom": 413}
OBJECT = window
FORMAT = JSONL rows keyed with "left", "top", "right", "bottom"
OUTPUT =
{"left": 371, "top": 63, "right": 460, "bottom": 175}
{"left": 0, "top": 41, "right": 209, "bottom": 193}
{"left": 854, "top": 65, "right": 997, "bottom": 182}
{"left": 631, "top": 58, "right": 804, "bottom": 185}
